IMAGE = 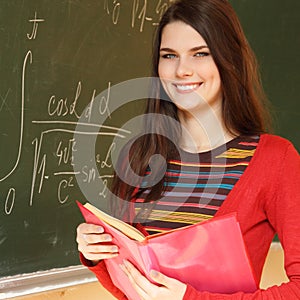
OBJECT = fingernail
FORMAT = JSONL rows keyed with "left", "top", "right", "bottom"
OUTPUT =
{"left": 104, "top": 235, "right": 112, "bottom": 241}
{"left": 123, "top": 259, "right": 129, "bottom": 268}
{"left": 111, "top": 246, "right": 118, "bottom": 252}
{"left": 98, "top": 227, "right": 104, "bottom": 233}
{"left": 150, "top": 270, "right": 159, "bottom": 278}
{"left": 119, "top": 263, "right": 128, "bottom": 274}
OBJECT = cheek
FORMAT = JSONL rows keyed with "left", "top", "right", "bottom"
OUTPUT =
{"left": 158, "top": 70, "right": 173, "bottom": 100}
{"left": 203, "top": 67, "right": 222, "bottom": 90}
{"left": 158, "top": 60, "right": 172, "bottom": 80}
{"left": 212, "top": 68, "right": 222, "bottom": 90}
{"left": 160, "top": 79, "right": 171, "bottom": 100}
{"left": 210, "top": 62, "right": 221, "bottom": 81}
{"left": 196, "top": 57, "right": 220, "bottom": 78}
{"left": 158, "top": 62, "right": 171, "bottom": 93}
{"left": 158, "top": 63, "right": 164, "bottom": 79}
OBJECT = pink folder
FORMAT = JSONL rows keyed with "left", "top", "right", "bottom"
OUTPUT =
{"left": 78, "top": 202, "right": 257, "bottom": 300}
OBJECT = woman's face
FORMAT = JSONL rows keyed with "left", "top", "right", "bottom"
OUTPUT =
{"left": 158, "top": 21, "right": 222, "bottom": 116}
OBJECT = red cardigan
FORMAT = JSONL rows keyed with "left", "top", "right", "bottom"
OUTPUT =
{"left": 82, "top": 134, "right": 300, "bottom": 299}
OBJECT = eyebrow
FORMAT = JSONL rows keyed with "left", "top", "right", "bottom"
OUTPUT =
{"left": 159, "top": 45, "right": 209, "bottom": 52}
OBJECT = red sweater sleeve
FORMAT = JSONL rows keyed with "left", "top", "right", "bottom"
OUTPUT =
{"left": 80, "top": 253, "right": 127, "bottom": 300}
{"left": 183, "top": 142, "right": 300, "bottom": 299}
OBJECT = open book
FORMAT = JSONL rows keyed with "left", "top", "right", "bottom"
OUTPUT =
{"left": 77, "top": 201, "right": 257, "bottom": 300}
{"left": 83, "top": 202, "right": 146, "bottom": 242}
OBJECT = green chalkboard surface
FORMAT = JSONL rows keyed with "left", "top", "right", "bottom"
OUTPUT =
{"left": 231, "top": 0, "right": 300, "bottom": 149}
{"left": 0, "top": 0, "right": 169, "bottom": 278}
{"left": 0, "top": 0, "right": 299, "bottom": 280}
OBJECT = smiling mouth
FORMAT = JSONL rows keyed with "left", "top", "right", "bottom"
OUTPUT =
{"left": 173, "top": 83, "right": 202, "bottom": 92}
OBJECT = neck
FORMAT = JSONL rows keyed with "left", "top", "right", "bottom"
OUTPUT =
{"left": 178, "top": 108, "right": 236, "bottom": 153}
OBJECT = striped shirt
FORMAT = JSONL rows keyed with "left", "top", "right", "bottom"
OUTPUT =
{"left": 135, "top": 135, "right": 260, "bottom": 235}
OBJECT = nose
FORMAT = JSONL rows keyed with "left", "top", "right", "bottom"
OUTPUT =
{"left": 176, "top": 58, "right": 193, "bottom": 78}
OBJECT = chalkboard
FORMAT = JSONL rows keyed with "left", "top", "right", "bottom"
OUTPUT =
{"left": 0, "top": 0, "right": 170, "bottom": 279}
{"left": 0, "top": 0, "right": 299, "bottom": 282}
{"left": 231, "top": 0, "right": 300, "bottom": 149}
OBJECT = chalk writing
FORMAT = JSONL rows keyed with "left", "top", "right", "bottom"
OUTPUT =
{"left": 48, "top": 81, "right": 111, "bottom": 120}
{"left": 104, "top": 0, "right": 121, "bottom": 25}
{"left": 57, "top": 177, "right": 74, "bottom": 204}
{"left": 56, "top": 138, "right": 77, "bottom": 166}
{"left": 99, "top": 178, "right": 109, "bottom": 198}
{"left": 27, "top": 11, "right": 44, "bottom": 40}
{"left": 4, "top": 188, "right": 15, "bottom": 215}
{"left": 0, "top": 50, "right": 32, "bottom": 183}
{"left": 0, "top": 9, "right": 132, "bottom": 216}
{"left": 82, "top": 166, "right": 97, "bottom": 183}
{"left": 131, "top": 0, "right": 171, "bottom": 32}
{"left": 98, "top": 81, "right": 112, "bottom": 119}
{"left": 48, "top": 81, "right": 81, "bottom": 118}
{"left": 3, "top": 13, "right": 129, "bottom": 210}
{"left": 132, "top": 0, "right": 147, "bottom": 32}
{"left": 155, "top": 0, "right": 170, "bottom": 22}
{"left": 101, "top": 142, "right": 116, "bottom": 169}
{"left": 104, "top": 0, "right": 171, "bottom": 32}
{"left": 29, "top": 125, "right": 130, "bottom": 207}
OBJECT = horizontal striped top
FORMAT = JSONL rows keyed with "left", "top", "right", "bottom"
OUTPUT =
{"left": 134, "top": 135, "right": 260, "bottom": 235}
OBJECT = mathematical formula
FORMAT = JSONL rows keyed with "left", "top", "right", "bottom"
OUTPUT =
{"left": 0, "top": 4, "right": 153, "bottom": 215}
{"left": 0, "top": 0, "right": 174, "bottom": 216}
{"left": 104, "top": 0, "right": 171, "bottom": 32}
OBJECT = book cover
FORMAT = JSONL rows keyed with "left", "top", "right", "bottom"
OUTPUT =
{"left": 77, "top": 201, "right": 257, "bottom": 300}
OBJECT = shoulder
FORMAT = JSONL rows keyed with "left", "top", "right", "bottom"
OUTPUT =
{"left": 259, "top": 134, "right": 298, "bottom": 155}
{"left": 249, "top": 134, "right": 299, "bottom": 191}
{"left": 260, "top": 133, "right": 294, "bottom": 146}
{"left": 251, "top": 134, "right": 299, "bottom": 170}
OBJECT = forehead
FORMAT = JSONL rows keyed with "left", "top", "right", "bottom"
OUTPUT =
{"left": 160, "top": 21, "right": 207, "bottom": 48}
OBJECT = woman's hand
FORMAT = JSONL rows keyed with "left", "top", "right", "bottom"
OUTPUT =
{"left": 120, "top": 259, "right": 187, "bottom": 300}
{"left": 76, "top": 223, "right": 119, "bottom": 264}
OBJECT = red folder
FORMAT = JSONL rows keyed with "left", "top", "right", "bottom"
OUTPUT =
{"left": 77, "top": 202, "right": 257, "bottom": 300}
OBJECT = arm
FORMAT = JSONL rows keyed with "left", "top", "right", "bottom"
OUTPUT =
{"left": 183, "top": 143, "right": 300, "bottom": 299}
{"left": 120, "top": 142, "right": 300, "bottom": 300}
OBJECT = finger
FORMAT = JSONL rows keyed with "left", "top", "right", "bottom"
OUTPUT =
{"left": 81, "top": 251, "right": 118, "bottom": 262}
{"left": 120, "top": 263, "right": 149, "bottom": 300}
{"left": 82, "top": 233, "right": 113, "bottom": 244}
{"left": 85, "top": 244, "right": 119, "bottom": 254}
{"left": 78, "top": 237, "right": 118, "bottom": 254}
{"left": 149, "top": 269, "right": 178, "bottom": 287}
{"left": 77, "top": 223, "right": 104, "bottom": 235}
{"left": 76, "top": 224, "right": 104, "bottom": 244}
{"left": 79, "top": 244, "right": 119, "bottom": 261}
{"left": 121, "top": 260, "right": 155, "bottom": 299}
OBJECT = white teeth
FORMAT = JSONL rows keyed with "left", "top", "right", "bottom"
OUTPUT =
{"left": 176, "top": 84, "right": 198, "bottom": 91}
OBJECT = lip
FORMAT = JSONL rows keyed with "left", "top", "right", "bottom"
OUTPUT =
{"left": 172, "top": 82, "right": 202, "bottom": 94}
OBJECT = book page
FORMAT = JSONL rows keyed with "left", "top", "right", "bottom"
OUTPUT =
{"left": 84, "top": 203, "right": 146, "bottom": 242}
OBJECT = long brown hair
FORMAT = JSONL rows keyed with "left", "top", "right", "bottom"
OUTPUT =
{"left": 110, "top": 0, "right": 272, "bottom": 219}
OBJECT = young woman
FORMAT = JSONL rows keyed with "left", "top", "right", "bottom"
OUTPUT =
{"left": 76, "top": 0, "right": 300, "bottom": 299}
